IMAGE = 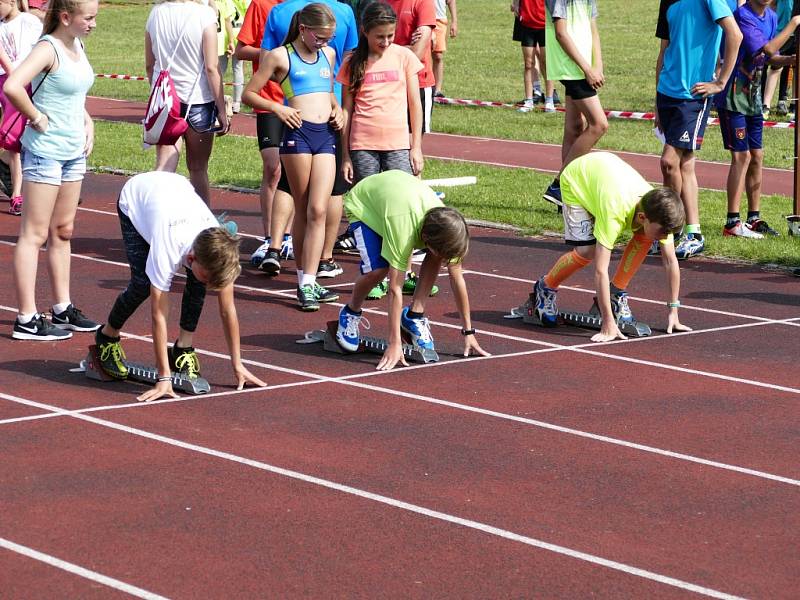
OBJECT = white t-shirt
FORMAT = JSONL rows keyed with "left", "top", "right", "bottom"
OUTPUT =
{"left": 0, "top": 12, "right": 43, "bottom": 74}
{"left": 145, "top": 1, "right": 216, "bottom": 105}
{"left": 118, "top": 171, "right": 218, "bottom": 292}
{"left": 434, "top": 0, "right": 447, "bottom": 20}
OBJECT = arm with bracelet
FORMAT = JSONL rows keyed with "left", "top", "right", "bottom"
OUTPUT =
{"left": 659, "top": 241, "right": 692, "bottom": 334}
{"left": 447, "top": 262, "right": 490, "bottom": 358}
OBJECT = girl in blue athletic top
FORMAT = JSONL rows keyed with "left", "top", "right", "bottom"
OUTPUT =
{"left": 243, "top": 2, "right": 344, "bottom": 311}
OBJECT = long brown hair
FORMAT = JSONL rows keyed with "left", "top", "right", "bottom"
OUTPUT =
{"left": 282, "top": 2, "right": 336, "bottom": 47}
{"left": 43, "top": 0, "right": 90, "bottom": 35}
{"left": 348, "top": 1, "right": 396, "bottom": 96}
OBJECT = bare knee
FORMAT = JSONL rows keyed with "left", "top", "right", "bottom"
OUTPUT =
{"left": 575, "top": 245, "right": 595, "bottom": 261}
{"left": 51, "top": 222, "right": 74, "bottom": 242}
{"left": 306, "top": 202, "right": 326, "bottom": 225}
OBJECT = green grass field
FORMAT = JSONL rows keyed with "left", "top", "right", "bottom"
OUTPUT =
{"left": 84, "top": 0, "right": 800, "bottom": 267}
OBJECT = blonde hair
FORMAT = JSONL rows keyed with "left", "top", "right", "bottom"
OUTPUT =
{"left": 43, "top": 0, "right": 90, "bottom": 34}
{"left": 421, "top": 206, "right": 470, "bottom": 263}
{"left": 192, "top": 227, "right": 242, "bottom": 290}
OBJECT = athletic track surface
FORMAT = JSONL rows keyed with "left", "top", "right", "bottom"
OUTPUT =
{"left": 0, "top": 98, "right": 797, "bottom": 598}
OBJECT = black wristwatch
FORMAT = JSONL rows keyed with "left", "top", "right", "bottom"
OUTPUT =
{"left": 461, "top": 328, "right": 476, "bottom": 336}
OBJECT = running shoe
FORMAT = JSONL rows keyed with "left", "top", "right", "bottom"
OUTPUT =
{"left": 232, "top": 101, "right": 241, "bottom": 114}
{"left": 533, "top": 90, "right": 544, "bottom": 104}
{"left": 317, "top": 259, "right": 343, "bottom": 278}
{"left": 279, "top": 235, "right": 294, "bottom": 260}
{"left": 8, "top": 195, "right": 22, "bottom": 215}
{"left": 313, "top": 282, "right": 339, "bottom": 303}
{"left": 647, "top": 239, "right": 661, "bottom": 256}
{"left": 777, "top": 100, "right": 789, "bottom": 116}
{"left": 723, "top": 221, "right": 763, "bottom": 239}
{"left": 434, "top": 90, "right": 445, "bottom": 99}
{"left": 400, "top": 306, "right": 434, "bottom": 350}
{"left": 95, "top": 330, "right": 128, "bottom": 379}
{"left": 674, "top": 234, "right": 705, "bottom": 260}
{"left": 12, "top": 313, "right": 72, "bottom": 341}
{"left": 532, "top": 278, "right": 558, "bottom": 327}
{"left": 336, "top": 305, "right": 368, "bottom": 352}
{"left": 747, "top": 219, "right": 779, "bottom": 236}
{"left": 517, "top": 99, "right": 534, "bottom": 113}
{"left": 250, "top": 238, "right": 271, "bottom": 267}
{"left": 169, "top": 344, "right": 201, "bottom": 379}
{"left": 367, "top": 278, "right": 389, "bottom": 300}
{"left": 334, "top": 228, "right": 358, "bottom": 254}
{"left": 402, "top": 271, "right": 438, "bottom": 296}
{"left": 611, "top": 290, "right": 635, "bottom": 324}
{"left": 216, "top": 212, "right": 238, "bottom": 236}
{"left": 434, "top": 191, "right": 446, "bottom": 201}
{"left": 51, "top": 304, "right": 101, "bottom": 331}
{"left": 761, "top": 104, "right": 770, "bottom": 120}
{"left": 542, "top": 181, "right": 563, "bottom": 207}
{"left": 259, "top": 249, "right": 281, "bottom": 276}
{"left": 297, "top": 284, "right": 319, "bottom": 311}
{"left": 544, "top": 100, "right": 556, "bottom": 113}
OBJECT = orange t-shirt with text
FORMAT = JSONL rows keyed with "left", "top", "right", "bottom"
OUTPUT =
{"left": 237, "top": 0, "right": 283, "bottom": 110}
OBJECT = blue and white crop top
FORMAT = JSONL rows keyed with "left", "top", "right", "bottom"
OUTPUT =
{"left": 280, "top": 43, "right": 332, "bottom": 100}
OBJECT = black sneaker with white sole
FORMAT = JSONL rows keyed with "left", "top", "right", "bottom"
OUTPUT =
{"left": 13, "top": 313, "right": 72, "bottom": 341}
{"left": 317, "top": 259, "right": 343, "bottom": 278}
{"left": 259, "top": 248, "right": 281, "bottom": 275}
{"left": 51, "top": 304, "right": 101, "bottom": 332}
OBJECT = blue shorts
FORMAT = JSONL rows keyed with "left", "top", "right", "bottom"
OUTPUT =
{"left": 180, "top": 101, "right": 220, "bottom": 133}
{"left": 21, "top": 149, "right": 86, "bottom": 185}
{"left": 351, "top": 221, "right": 389, "bottom": 274}
{"left": 718, "top": 109, "right": 763, "bottom": 152}
{"left": 656, "top": 93, "right": 712, "bottom": 151}
{"left": 280, "top": 120, "right": 336, "bottom": 155}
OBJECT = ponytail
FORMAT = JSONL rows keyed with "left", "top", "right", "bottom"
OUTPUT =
{"left": 282, "top": 2, "right": 336, "bottom": 47}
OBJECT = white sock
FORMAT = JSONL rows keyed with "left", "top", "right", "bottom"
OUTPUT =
{"left": 297, "top": 270, "right": 304, "bottom": 286}
{"left": 52, "top": 302, "right": 71, "bottom": 315}
{"left": 17, "top": 312, "right": 37, "bottom": 324}
{"left": 301, "top": 274, "right": 316, "bottom": 288}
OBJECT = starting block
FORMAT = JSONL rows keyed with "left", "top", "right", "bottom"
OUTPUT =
{"left": 505, "top": 295, "right": 652, "bottom": 338}
{"left": 297, "top": 320, "right": 440, "bottom": 363}
{"left": 77, "top": 345, "right": 211, "bottom": 394}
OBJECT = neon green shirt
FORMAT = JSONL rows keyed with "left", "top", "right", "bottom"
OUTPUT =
{"left": 345, "top": 171, "right": 443, "bottom": 271}
{"left": 560, "top": 152, "right": 664, "bottom": 250}
{"left": 544, "top": 0, "right": 597, "bottom": 81}
{"left": 216, "top": 0, "right": 236, "bottom": 56}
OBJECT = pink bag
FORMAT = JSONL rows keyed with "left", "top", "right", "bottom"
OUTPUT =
{"left": 142, "top": 68, "right": 187, "bottom": 146}
{"left": 0, "top": 73, "right": 35, "bottom": 153}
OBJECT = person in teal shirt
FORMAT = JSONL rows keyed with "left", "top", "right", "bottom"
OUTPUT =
{"left": 335, "top": 170, "right": 489, "bottom": 370}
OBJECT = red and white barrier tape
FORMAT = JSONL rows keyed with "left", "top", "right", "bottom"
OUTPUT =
{"left": 95, "top": 73, "right": 234, "bottom": 86}
{"left": 433, "top": 95, "right": 796, "bottom": 130}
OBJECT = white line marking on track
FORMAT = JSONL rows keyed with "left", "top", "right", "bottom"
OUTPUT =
{"left": 0, "top": 391, "right": 749, "bottom": 600}
{"left": 0, "top": 304, "right": 796, "bottom": 488}
{"left": 0, "top": 536, "right": 168, "bottom": 599}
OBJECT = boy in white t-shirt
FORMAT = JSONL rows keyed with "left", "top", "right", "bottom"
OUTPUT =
{"left": 93, "top": 171, "right": 265, "bottom": 402}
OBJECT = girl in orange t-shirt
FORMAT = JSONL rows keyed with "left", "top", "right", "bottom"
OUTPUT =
{"left": 337, "top": 1, "right": 423, "bottom": 184}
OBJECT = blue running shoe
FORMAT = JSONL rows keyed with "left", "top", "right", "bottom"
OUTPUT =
{"left": 674, "top": 234, "right": 704, "bottom": 260}
{"left": 647, "top": 239, "right": 661, "bottom": 256}
{"left": 279, "top": 235, "right": 294, "bottom": 260}
{"left": 400, "top": 307, "right": 434, "bottom": 350}
{"left": 611, "top": 291, "right": 635, "bottom": 324}
{"left": 336, "top": 305, "right": 368, "bottom": 352}
{"left": 250, "top": 238, "right": 270, "bottom": 267}
{"left": 533, "top": 278, "right": 558, "bottom": 327}
{"left": 543, "top": 181, "right": 563, "bottom": 207}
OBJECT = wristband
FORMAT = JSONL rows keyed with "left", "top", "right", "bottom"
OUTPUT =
{"left": 461, "top": 328, "right": 476, "bottom": 336}
{"left": 157, "top": 375, "right": 172, "bottom": 382}
{"left": 667, "top": 301, "right": 680, "bottom": 308}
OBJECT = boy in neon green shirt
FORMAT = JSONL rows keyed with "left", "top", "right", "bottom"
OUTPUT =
{"left": 337, "top": 170, "right": 489, "bottom": 369}
{"left": 531, "top": 152, "right": 691, "bottom": 341}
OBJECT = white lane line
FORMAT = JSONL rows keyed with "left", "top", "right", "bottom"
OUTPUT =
{"left": 0, "top": 391, "right": 747, "bottom": 600}
{"left": 463, "top": 269, "right": 785, "bottom": 323}
{"left": 1, "top": 306, "right": 797, "bottom": 488}
{"left": 0, "top": 537, "right": 168, "bottom": 599}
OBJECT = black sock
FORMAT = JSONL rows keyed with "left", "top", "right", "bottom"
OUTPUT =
{"left": 726, "top": 213, "right": 741, "bottom": 228}
{"left": 345, "top": 304, "right": 362, "bottom": 315}
{"left": 746, "top": 211, "right": 760, "bottom": 223}
{"left": 95, "top": 328, "right": 120, "bottom": 344}
{"left": 406, "top": 310, "right": 424, "bottom": 320}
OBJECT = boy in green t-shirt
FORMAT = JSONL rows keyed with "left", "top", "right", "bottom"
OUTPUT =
{"left": 336, "top": 170, "right": 489, "bottom": 370}
{"left": 530, "top": 152, "right": 691, "bottom": 341}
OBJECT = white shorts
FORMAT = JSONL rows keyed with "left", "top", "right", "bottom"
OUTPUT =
{"left": 563, "top": 203, "right": 596, "bottom": 246}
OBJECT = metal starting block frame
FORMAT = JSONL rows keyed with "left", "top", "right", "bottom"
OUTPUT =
{"left": 297, "top": 321, "right": 440, "bottom": 363}
{"left": 78, "top": 345, "right": 211, "bottom": 394}
{"left": 505, "top": 295, "right": 652, "bottom": 338}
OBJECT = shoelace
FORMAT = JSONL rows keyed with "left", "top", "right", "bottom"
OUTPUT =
{"left": 613, "top": 294, "right": 632, "bottom": 319}
{"left": 343, "top": 313, "right": 370, "bottom": 338}
{"left": 99, "top": 341, "right": 127, "bottom": 365}
{"left": 313, "top": 282, "right": 330, "bottom": 296}
{"left": 410, "top": 316, "right": 433, "bottom": 344}
{"left": 540, "top": 289, "right": 557, "bottom": 315}
{"left": 67, "top": 305, "right": 88, "bottom": 321}
{"left": 174, "top": 352, "right": 200, "bottom": 379}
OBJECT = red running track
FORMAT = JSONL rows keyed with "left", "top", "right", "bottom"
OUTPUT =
{"left": 86, "top": 95, "right": 796, "bottom": 196}
{"left": 0, "top": 172, "right": 798, "bottom": 597}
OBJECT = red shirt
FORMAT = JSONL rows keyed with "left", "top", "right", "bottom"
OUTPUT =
{"left": 237, "top": 0, "right": 284, "bottom": 109}
{"left": 519, "top": 0, "right": 545, "bottom": 30}
{"left": 384, "top": 0, "right": 436, "bottom": 88}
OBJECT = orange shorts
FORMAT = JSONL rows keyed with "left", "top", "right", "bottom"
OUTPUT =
{"left": 433, "top": 19, "right": 448, "bottom": 53}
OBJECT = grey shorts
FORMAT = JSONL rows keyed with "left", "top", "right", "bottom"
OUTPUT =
{"left": 349, "top": 149, "right": 412, "bottom": 183}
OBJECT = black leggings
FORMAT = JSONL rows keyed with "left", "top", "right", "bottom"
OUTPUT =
{"left": 107, "top": 202, "right": 206, "bottom": 333}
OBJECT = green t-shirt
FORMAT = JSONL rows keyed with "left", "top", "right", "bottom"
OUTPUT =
{"left": 345, "top": 171, "right": 443, "bottom": 271}
{"left": 544, "top": 0, "right": 597, "bottom": 81}
{"left": 560, "top": 152, "right": 657, "bottom": 250}
{"left": 216, "top": 0, "right": 236, "bottom": 56}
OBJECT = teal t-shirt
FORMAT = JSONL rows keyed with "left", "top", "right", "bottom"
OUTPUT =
{"left": 344, "top": 171, "right": 443, "bottom": 271}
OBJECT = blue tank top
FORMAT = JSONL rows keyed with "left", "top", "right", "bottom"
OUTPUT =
{"left": 280, "top": 44, "right": 332, "bottom": 100}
